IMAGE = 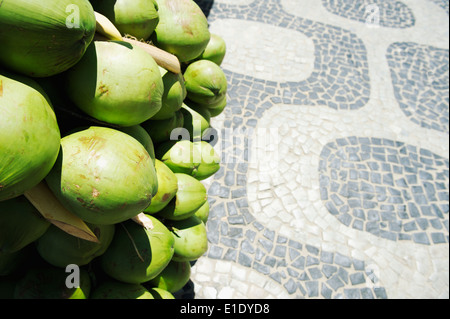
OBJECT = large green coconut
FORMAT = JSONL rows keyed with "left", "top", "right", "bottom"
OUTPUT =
{"left": 184, "top": 59, "right": 228, "bottom": 107}
{"left": 151, "top": 0, "right": 211, "bottom": 62}
{"left": 157, "top": 140, "right": 220, "bottom": 180}
{"left": 119, "top": 125, "right": 156, "bottom": 167}
{"left": 141, "top": 110, "right": 184, "bottom": 144}
{"left": 0, "top": 71, "right": 61, "bottom": 201}
{"left": 14, "top": 265, "right": 91, "bottom": 299}
{"left": 91, "top": 280, "right": 155, "bottom": 299}
{"left": 156, "top": 173, "right": 207, "bottom": 221}
{"left": 148, "top": 259, "right": 191, "bottom": 293}
{"left": 150, "top": 67, "right": 187, "bottom": 120}
{"left": 168, "top": 216, "right": 208, "bottom": 262}
{"left": 36, "top": 223, "right": 115, "bottom": 268}
{"left": 91, "top": 0, "right": 159, "bottom": 40}
{"left": 64, "top": 40, "right": 163, "bottom": 127}
{"left": 0, "top": 0, "right": 96, "bottom": 77}
{"left": 0, "top": 196, "right": 50, "bottom": 256}
{"left": 144, "top": 160, "right": 178, "bottom": 214}
{"left": 45, "top": 126, "right": 157, "bottom": 225}
{"left": 100, "top": 215, "right": 174, "bottom": 284}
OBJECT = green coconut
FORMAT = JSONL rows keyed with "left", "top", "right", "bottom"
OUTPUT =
{"left": 208, "top": 96, "right": 227, "bottom": 117}
{"left": 151, "top": 0, "right": 210, "bottom": 62}
{"left": 45, "top": 126, "right": 157, "bottom": 225}
{"left": 34, "top": 74, "right": 94, "bottom": 136}
{"left": 151, "top": 67, "right": 187, "bottom": 120}
{"left": 168, "top": 216, "right": 208, "bottom": 262}
{"left": 141, "top": 110, "right": 185, "bottom": 144}
{"left": 91, "top": 280, "right": 155, "bottom": 299}
{"left": 91, "top": 0, "right": 159, "bottom": 40}
{"left": 36, "top": 223, "right": 115, "bottom": 268}
{"left": 0, "top": 196, "right": 50, "bottom": 256}
{"left": 0, "top": 71, "right": 61, "bottom": 201}
{"left": 144, "top": 160, "right": 178, "bottom": 214}
{"left": 148, "top": 287, "right": 176, "bottom": 299}
{"left": 64, "top": 40, "right": 163, "bottom": 127}
{"left": 184, "top": 59, "right": 228, "bottom": 107}
{"left": 0, "top": 0, "right": 95, "bottom": 77}
{"left": 100, "top": 215, "right": 174, "bottom": 284}
{"left": 156, "top": 173, "right": 207, "bottom": 221}
{"left": 157, "top": 140, "right": 220, "bottom": 180}
{"left": 119, "top": 125, "right": 156, "bottom": 168}
{"left": 148, "top": 260, "right": 191, "bottom": 293}
{"left": 181, "top": 103, "right": 211, "bottom": 141}
{"left": 14, "top": 265, "right": 91, "bottom": 299}
{"left": 187, "top": 97, "right": 226, "bottom": 118}
{"left": 193, "top": 33, "right": 227, "bottom": 66}
{"left": 0, "top": 249, "right": 27, "bottom": 277}
{"left": 194, "top": 200, "right": 210, "bottom": 224}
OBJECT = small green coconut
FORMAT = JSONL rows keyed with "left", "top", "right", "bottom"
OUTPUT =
{"left": 168, "top": 216, "right": 208, "bottom": 262}
{"left": 194, "top": 33, "right": 227, "bottom": 66}
{"left": 91, "top": 280, "right": 155, "bottom": 299}
{"left": 151, "top": 0, "right": 210, "bottom": 62}
{"left": 157, "top": 140, "right": 220, "bottom": 180}
{"left": 148, "top": 259, "right": 191, "bottom": 293}
{"left": 141, "top": 110, "right": 185, "bottom": 144}
{"left": 184, "top": 59, "right": 228, "bottom": 108}
{"left": 91, "top": 0, "right": 160, "bottom": 40}
{"left": 144, "top": 160, "right": 178, "bottom": 214}
{"left": 36, "top": 223, "right": 115, "bottom": 268}
{"left": 156, "top": 173, "right": 207, "bottom": 221}
{"left": 0, "top": 196, "right": 50, "bottom": 256}
{"left": 181, "top": 103, "right": 211, "bottom": 141}
{"left": 150, "top": 67, "right": 187, "bottom": 120}
{"left": 14, "top": 265, "right": 91, "bottom": 299}
{"left": 194, "top": 200, "right": 210, "bottom": 224}
{"left": 100, "top": 215, "right": 174, "bottom": 284}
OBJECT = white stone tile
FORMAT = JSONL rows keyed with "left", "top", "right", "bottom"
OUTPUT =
{"left": 209, "top": 19, "right": 315, "bottom": 82}
{"left": 203, "top": 287, "right": 218, "bottom": 299}
{"left": 217, "top": 287, "right": 235, "bottom": 299}
{"left": 215, "top": 260, "right": 232, "bottom": 274}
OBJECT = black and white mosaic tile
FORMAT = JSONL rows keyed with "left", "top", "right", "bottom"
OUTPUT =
{"left": 321, "top": 0, "right": 415, "bottom": 28}
{"left": 203, "top": 0, "right": 372, "bottom": 110}
{"left": 429, "top": 0, "right": 450, "bottom": 15}
{"left": 190, "top": 0, "right": 449, "bottom": 299}
{"left": 387, "top": 42, "right": 449, "bottom": 134}
{"left": 319, "top": 136, "right": 449, "bottom": 245}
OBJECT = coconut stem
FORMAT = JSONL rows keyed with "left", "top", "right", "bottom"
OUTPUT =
{"left": 122, "top": 37, "right": 182, "bottom": 74}
{"left": 132, "top": 213, "right": 154, "bottom": 230}
{"left": 94, "top": 11, "right": 181, "bottom": 74}
{"left": 24, "top": 182, "right": 99, "bottom": 243}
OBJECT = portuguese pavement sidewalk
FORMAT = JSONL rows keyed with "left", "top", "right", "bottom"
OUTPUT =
{"left": 184, "top": 0, "right": 449, "bottom": 299}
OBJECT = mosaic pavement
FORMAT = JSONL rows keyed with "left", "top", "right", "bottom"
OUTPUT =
{"left": 189, "top": 0, "right": 449, "bottom": 299}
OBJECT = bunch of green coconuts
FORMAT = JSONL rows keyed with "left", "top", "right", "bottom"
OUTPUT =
{"left": 0, "top": 0, "right": 228, "bottom": 299}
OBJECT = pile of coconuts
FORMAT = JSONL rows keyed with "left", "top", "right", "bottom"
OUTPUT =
{"left": 0, "top": 0, "right": 228, "bottom": 299}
